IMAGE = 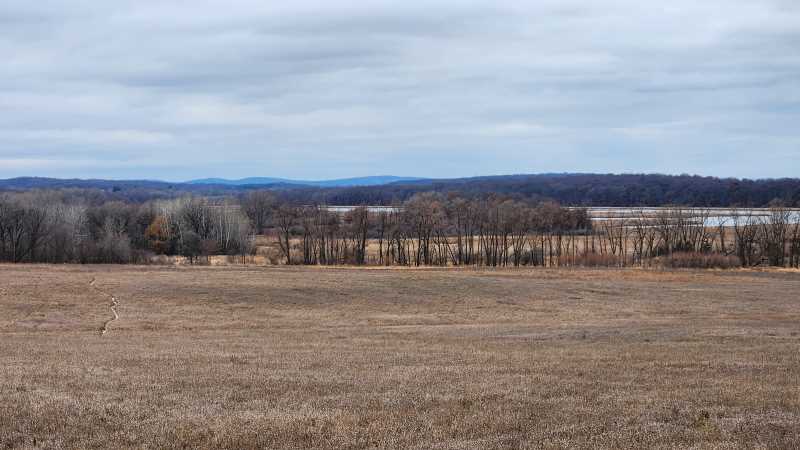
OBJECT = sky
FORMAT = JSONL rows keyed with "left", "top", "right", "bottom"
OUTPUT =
{"left": 1, "top": 0, "right": 798, "bottom": 181}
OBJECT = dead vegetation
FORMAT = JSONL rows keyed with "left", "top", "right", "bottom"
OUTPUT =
{"left": 1, "top": 265, "right": 799, "bottom": 449}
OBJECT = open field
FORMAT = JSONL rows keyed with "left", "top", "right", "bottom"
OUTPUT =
{"left": 1, "top": 265, "right": 800, "bottom": 449}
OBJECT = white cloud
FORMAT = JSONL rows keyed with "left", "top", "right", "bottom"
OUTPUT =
{"left": 477, "top": 122, "right": 563, "bottom": 138}
{"left": 0, "top": 129, "right": 173, "bottom": 145}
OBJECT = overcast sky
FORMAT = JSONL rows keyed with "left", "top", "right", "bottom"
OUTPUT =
{"left": 1, "top": 0, "right": 798, "bottom": 181}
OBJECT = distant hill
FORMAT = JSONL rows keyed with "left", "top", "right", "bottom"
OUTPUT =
{"left": 278, "top": 173, "right": 800, "bottom": 208}
{"left": 3, "top": 173, "right": 800, "bottom": 207}
{"left": 188, "top": 177, "right": 288, "bottom": 186}
{"left": 0, "top": 177, "right": 179, "bottom": 190}
{"left": 188, "top": 176, "right": 426, "bottom": 187}
{"left": 0, "top": 177, "right": 243, "bottom": 203}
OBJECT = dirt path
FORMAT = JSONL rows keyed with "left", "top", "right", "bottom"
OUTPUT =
{"left": 90, "top": 277, "right": 119, "bottom": 336}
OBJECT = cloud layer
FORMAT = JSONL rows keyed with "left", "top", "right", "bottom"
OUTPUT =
{"left": 1, "top": 0, "right": 798, "bottom": 180}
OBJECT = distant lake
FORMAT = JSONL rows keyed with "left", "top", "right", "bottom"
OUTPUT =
{"left": 576, "top": 207, "right": 800, "bottom": 226}
{"left": 321, "top": 206, "right": 401, "bottom": 214}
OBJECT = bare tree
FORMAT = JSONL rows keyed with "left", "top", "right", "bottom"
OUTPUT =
{"left": 731, "top": 209, "right": 759, "bottom": 266}
{"left": 242, "top": 191, "right": 275, "bottom": 234}
{"left": 274, "top": 205, "right": 298, "bottom": 264}
{"left": 759, "top": 203, "right": 792, "bottom": 267}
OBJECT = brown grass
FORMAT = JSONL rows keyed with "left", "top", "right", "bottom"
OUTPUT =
{"left": 663, "top": 252, "right": 743, "bottom": 269}
{"left": 1, "top": 265, "right": 799, "bottom": 449}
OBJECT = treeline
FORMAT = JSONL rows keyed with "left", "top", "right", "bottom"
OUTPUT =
{"left": 270, "top": 193, "right": 591, "bottom": 266}
{"left": 0, "top": 190, "right": 589, "bottom": 266}
{"left": 593, "top": 208, "right": 800, "bottom": 268}
{"left": 0, "top": 192, "right": 252, "bottom": 264}
{"left": 1, "top": 190, "right": 799, "bottom": 268}
{"left": 271, "top": 196, "right": 800, "bottom": 269}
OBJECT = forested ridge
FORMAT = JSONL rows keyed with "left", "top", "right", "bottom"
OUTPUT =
{"left": 2, "top": 173, "right": 800, "bottom": 207}
{"left": 286, "top": 174, "right": 800, "bottom": 207}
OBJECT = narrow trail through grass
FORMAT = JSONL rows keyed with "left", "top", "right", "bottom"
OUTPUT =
{"left": 90, "top": 277, "right": 119, "bottom": 336}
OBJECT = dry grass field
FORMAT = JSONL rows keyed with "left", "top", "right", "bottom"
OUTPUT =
{"left": 1, "top": 265, "right": 799, "bottom": 449}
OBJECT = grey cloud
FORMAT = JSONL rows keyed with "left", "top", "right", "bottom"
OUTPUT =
{"left": 0, "top": 0, "right": 798, "bottom": 180}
